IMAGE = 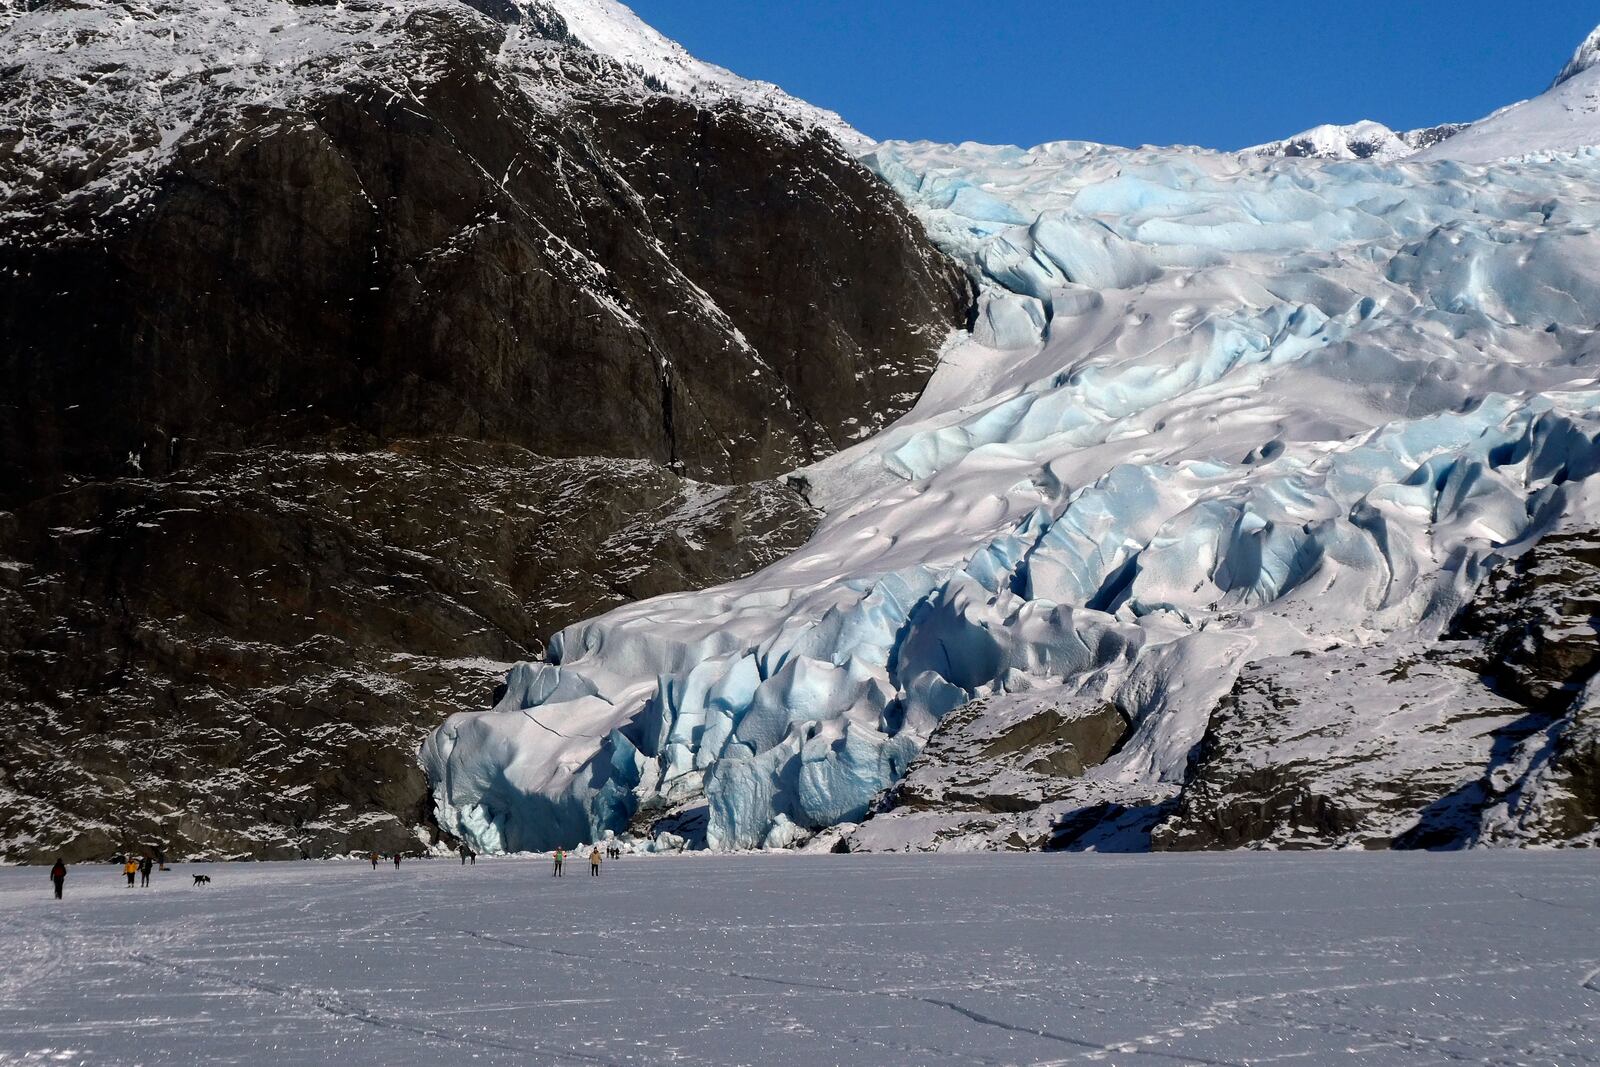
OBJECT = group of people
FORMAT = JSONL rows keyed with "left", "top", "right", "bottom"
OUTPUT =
{"left": 45, "top": 842, "right": 635, "bottom": 898}
{"left": 122, "top": 855, "right": 157, "bottom": 888}
{"left": 550, "top": 843, "right": 623, "bottom": 877}
{"left": 44, "top": 853, "right": 155, "bottom": 897}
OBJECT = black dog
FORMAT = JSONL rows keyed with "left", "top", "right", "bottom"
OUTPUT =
{"left": 192, "top": 874, "right": 211, "bottom": 886}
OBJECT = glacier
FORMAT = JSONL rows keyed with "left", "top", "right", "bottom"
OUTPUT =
{"left": 422, "top": 31, "right": 1600, "bottom": 853}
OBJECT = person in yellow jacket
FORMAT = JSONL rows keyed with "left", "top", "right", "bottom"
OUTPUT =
{"left": 589, "top": 847, "right": 602, "bottom": 876}
{"left": 122, "top": 859, "right": 137, "bottom": 888}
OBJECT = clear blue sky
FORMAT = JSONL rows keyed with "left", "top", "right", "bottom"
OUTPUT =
{"left": 626, "top": 0, "right": 1599, "bottom": 149}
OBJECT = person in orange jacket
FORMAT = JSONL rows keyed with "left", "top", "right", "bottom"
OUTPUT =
{"left": 122, "top": 859, "right": 137, "bottom": 888}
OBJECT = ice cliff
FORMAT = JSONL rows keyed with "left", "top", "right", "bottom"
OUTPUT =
{"left": 423, "top": 22, "right": 1600, "bottom": 853}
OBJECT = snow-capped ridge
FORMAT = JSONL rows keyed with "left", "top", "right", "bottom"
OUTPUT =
{"left": 1244, "top": 119, "right": 1467, "bottom": 161}
{"left": 1415, "top": 60, "right": 1600, "bottom": 164}
{"left": 1552, "top": 23, "right": 1600, "bottom": 89}
{"left": 1248, "top": 23, "right": 1600, "bottom": 166}
{"left": 542, "top": 0, "right": 867, "bottom": 146}
{"left": 0, "top": 0, "right": 866, "bottom": 247}
{"left": 1245, "top": 120, "right": 1411, "bottom": 161}
{"left": 1415, "top": 23, "right": 1600, "bottom": 164}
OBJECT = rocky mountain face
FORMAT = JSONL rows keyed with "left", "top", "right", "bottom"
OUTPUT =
{"left": 0, "top": 0, "right": 968, "bottom": 861}
{"left": 2, "top": 0, "right": 965, "bottom": 499}
{"left": 12, "top": 0, "right": 1599, "bottom": 863}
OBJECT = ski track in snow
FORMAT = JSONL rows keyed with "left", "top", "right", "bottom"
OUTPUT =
{"left": 1, "top": 853, "right": 1597, "bottom": 1066}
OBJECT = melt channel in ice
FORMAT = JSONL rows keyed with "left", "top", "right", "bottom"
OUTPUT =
{"left": 422, "top": 136, "right": 1600, "bottom": 852}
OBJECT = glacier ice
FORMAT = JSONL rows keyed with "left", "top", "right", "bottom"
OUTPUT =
{"left": 423, "top": 126, "right": 1600, "bottom": 853}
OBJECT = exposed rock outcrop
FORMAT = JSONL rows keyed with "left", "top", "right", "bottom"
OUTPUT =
{"left": 1149, "top": 647, "right": 1529, "bottom": 851}
{"left": 890, "top": 691, "right": 1128, "bottom": 815}
{"left": 1466, "top": 530, "right": 1600, "bottom": 846}
{"left": 841, "top": 688, "right": 1134, "bottom": 853}
{"left": 1154, "top": 527, "right": 1600, "bottom": 851}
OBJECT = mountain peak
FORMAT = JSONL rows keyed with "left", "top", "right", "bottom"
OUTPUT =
{"left": 1551, "top": 24, "right": 1600, "bottom": 89}
{"left": 543, "top": 0, "right": 867, "bottom": 146}
{"left": 1243, "top": 119, "right": 1465, "bottom": 162}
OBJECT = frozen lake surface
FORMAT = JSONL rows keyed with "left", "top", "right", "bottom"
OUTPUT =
{"left": 1, "top": 852, "right": 1597, "bottom": 1065}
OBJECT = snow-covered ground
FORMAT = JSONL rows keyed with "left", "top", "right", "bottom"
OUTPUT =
{"left": 2, "top": 854, "right": 1598, "bottom": 1065}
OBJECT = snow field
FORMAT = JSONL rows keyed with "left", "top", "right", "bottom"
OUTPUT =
{"left": 1, "top": 853, "right": 1597, "bottom": 1065}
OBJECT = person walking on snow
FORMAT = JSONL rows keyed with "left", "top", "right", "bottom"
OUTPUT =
{"left": 369, "top": 851, "right": 379, "bottom": 870}
{"left": 49, "top": 858, "right": 66, "bottom": 900}
{"left": 552, "top": 849, "right": 564, "bottom": 877}
{"left": 393, "top": 853, "right": 402, "bottom": 869}
{"left": 139, "top": 856, "right": 152, "bottom": 888}
{"left": 590, "top": 847, "right": 602, "bottom": 876}
{"left": 123, "top": 859, "right": 137, "bottom": 888}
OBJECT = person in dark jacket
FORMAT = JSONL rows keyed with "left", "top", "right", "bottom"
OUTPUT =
{"left": 393, "top": 853, "right": 402, "bottom": 869}
{"left": 139, "top": 856, "right": 153, "bottom": 888}
{"left": 49, "top": 859, "right": 66, "bottom": 900}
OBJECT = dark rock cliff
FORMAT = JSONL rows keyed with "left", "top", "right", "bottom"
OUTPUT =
{"left": 0, "top": 0, "right": 970, "bottom": 860}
